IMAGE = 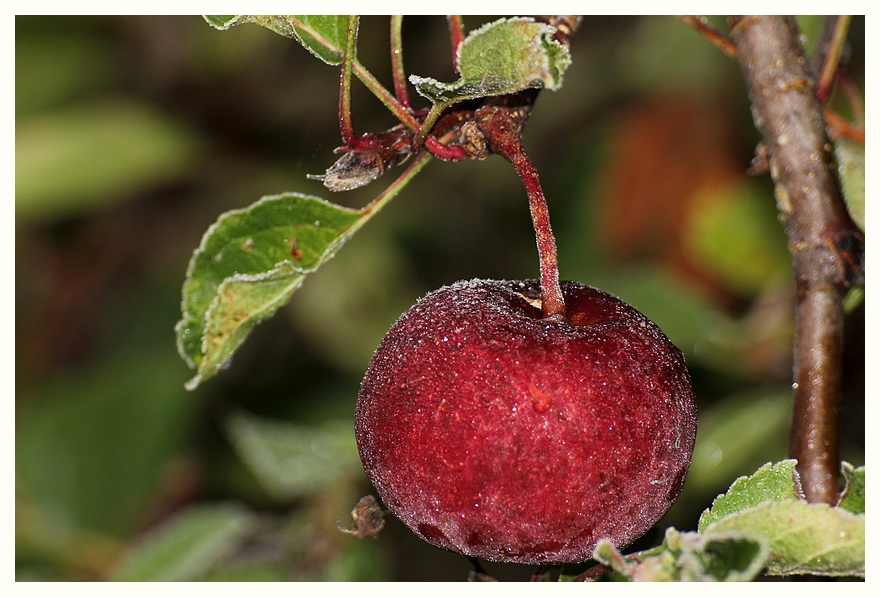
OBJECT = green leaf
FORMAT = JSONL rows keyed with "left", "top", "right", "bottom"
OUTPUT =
{"left": 685, "top": 182, "right": 791, "bottom": 295}
{"left": 838, "top": 462, "right": 865, "bottom": 514}
{"left": 834, "top": 137, "right": 865, "bottom": 231}
{"left": 16, "top": 99, "right": 202, "bottom": 224}
{"left": 697, "top": 460, "right": 801, "bottom": 532}
{"left": 703, "top": 500, "right": 865, "bottom": 577}
{"left": 685, "top": 389, "right": 791, "bottom": 496}
{"left": 592, "top": 528, "right": 767, "bottom": 581}
{"left": 110, "top": 503, "right": 256, "bottom": 581}
{"left": 15, "top": 347, "right": 196, "bottom": 538}
{"left": 175, "top": 193, "right": 362, "bottom": 389}
{"left": 844, "top": 285, "right": 865, "bottom": 312}
{"left": 226, "top": 413, "right": 361, "bottom": 501}
{"left": 410, "top": 17, "right": 571, "bottom": 106}
{"left": 288, "top": 15, "right": 351, "bottom": 65}
{"left": 203, "top": 15, "right": 349, "bottom": 65}
{"left": 203, "top": 15, "right": 236, "bottom": 29}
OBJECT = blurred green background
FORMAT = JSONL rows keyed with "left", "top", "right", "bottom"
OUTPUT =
{"left": 15, "top": 16, "right": 864, "bottom": 581}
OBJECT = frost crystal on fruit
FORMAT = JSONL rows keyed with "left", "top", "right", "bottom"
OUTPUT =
{"left": 355, "top": 279, "right": 697, "bottom": 564}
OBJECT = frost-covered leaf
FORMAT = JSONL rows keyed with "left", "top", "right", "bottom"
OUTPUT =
{"left": 110, "top": 503, "right": 256, "bottom": 581}
{"left": 203, "top": 15, "right": 350, "bottom": 65}
{"left": 697, "top": 460, "right": 801, "bottom": 532}
{"left": 410, "top": 17, "right": 571, "bottom": 106}
{"left": 203, "top": 15, "right": 236, "bottom": 29}
{"left": 838, "top": 462, "right": 865, "bottom": 514}
{"left": 176, "top": 193, "right": 362, "bottom": 389}
{"left": 226, "top": 413, "right": 360, "bottom": 501}
{"left": 592, "top": 528, "right": 767, "bottom": 581}
{"left": 697, "top": 461, "right": 865, "bottom": 578}
{"left": 703, "top": 500, "right": 864, "bottom": 577}
{"left": 834, "top": 136, "right": 865, "bottom": 231}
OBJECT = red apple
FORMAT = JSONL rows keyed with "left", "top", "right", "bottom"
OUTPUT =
{"left": 355, "top": 279, "right": 697, "bottom": 564}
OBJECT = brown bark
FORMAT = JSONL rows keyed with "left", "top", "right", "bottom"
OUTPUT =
{"left": 728, "top": 16, "right": 864, "bottom": 505}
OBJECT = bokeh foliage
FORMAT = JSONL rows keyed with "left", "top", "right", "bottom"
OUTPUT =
{"left": 15, "top": 15, "right": 864, "bottom": 581}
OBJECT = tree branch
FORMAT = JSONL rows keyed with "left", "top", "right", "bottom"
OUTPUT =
{"left": 728, "top": 16, "right": 864, "bottom": 505}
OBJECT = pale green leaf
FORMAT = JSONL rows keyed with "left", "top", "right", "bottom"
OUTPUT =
{"left": 685, "top": 182, "right": 791, "bottom": 295}
{"left": 203, "top": 15, "right": 350, "bottom": 65}
{"left": 110, "top": 503, "right": 256, "bottom": 581}
{"left": 834, "top": 137, "right": 865, "bottom": 231}
{"left": 16, "top": 99, "right": 201, "bottom": 223}
{"left": 175, "top": 193, "right": 362, "bottom": 389}
{"left": 703, "top": 500, "right": 865, "bottom": 577}
{"left": 226, "top": 413, "right": 360, "bottom": 501}
{"left": 697, "top": 460, "right": 801, "bottom": 532}
{"left": 838, "top": 462, "right": 865, "bottom": 514}
{"left": 844, "top": 285, "right": 865, "bottom": 313}
{"left": 592, "top": 528, "right": 767, "bottom": 581}
{"left": 195, "top": 262, "right": 305, "bottom": 389}
{"left": 410, "top": 17, "right": 571, "bottom": 106}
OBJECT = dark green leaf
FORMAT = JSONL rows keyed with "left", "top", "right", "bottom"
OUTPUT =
{"left": 697, "top": 460, "right": 801, "bottom": 532}
{"left": 838, "top": 462, "right": 865, "bottom": 514}
{"left": 203, "top": 15, "right": 350, "bottom": 65}
{"left": 697, "top": 533, "right": 767, "bottom": 580}
{"left": 110, "top": 503, "right": 257, "bottom": 581}
{"left": 410, "top": 17, "right": 571, "bottom": 106}
{"left": 175, "top": 193, "right": 362, "bottom": 389}
{"left": 288, "top": 15, "right": 350, "bottom": 65}
{"left": 15, "top": 347, "right": 196, "bottom": 538}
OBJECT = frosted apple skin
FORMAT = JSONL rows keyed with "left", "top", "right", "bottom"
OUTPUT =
{"left": 355, "top": 279, "right": 697, "bottom": 564}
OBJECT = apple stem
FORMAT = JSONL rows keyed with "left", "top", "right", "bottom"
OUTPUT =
{"left": 389, "top": 16, "right": 412, "bottom": 109}
{"left": 447, "top": 16, "right": 465, "bottom": 74}
{"left": 512, "top": 148, "right": 566, "bottom": 321}
{"left": 471, "top": 101, "right": 566, "bottom": 320}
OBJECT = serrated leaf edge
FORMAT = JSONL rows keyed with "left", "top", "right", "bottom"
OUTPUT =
{"left": 697, "top": 459, "right": 800, "bottom": 532}
{"left": 409, "top": 16, "right": 569, "bottom": 106}
{"left": 186, "top": 264, "right": 307, "bottom": 391}
{"left": 837, "top": 461, "right": 865, "bottom": 514}
{"left": 176, "top": 192, "right": 361, "bottom": 381}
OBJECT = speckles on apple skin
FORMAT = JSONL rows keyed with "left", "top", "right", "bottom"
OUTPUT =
{"left": 355, "top": 279, "right": 697, "bottom": 565}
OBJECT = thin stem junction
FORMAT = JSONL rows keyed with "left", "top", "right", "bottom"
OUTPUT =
{"left": 474, "top": 97, "right": 566, "bottom": 320}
